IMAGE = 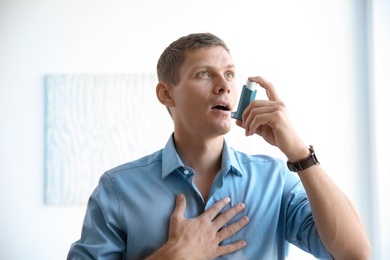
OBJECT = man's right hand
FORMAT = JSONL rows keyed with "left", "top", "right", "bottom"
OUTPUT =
{"left": 146, "top": 194, "right": 249, "bottom": 259}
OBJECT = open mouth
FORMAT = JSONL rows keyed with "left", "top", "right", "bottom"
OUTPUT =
{"left": 212, "top": 104, "right": 230, "bottom": 111}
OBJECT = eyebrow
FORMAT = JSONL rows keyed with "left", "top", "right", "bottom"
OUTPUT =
{"left": 193, "top": 64, "right": 236, "bottom": 71}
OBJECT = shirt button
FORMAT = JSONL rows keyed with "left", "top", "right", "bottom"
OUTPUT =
{"left": 183, "top": 169, "right": 190, "bottom": 175}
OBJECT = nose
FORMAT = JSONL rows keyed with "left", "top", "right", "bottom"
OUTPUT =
{"left": 214, "top": 76, "right": 231, "bottom": 94}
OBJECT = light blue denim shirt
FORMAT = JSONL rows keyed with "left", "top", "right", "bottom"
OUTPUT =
{"left": 68, "top": 134, "right": 332, "bottom": 259}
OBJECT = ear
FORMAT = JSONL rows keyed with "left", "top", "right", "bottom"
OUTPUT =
{"left": 156, "top": 82, "right": 174, "bottom": 108}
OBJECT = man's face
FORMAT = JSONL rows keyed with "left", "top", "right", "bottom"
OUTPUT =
{"left": 169, "top": 46, "right": 238, "bottom": 138}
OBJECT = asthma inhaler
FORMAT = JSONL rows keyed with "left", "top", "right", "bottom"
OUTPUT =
{"left": 231, "top": 80, "right": 257, "bottom": 120}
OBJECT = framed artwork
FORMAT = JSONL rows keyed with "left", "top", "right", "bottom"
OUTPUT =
{"left": 44, "top": 74, "right": 171, "bottom": 205}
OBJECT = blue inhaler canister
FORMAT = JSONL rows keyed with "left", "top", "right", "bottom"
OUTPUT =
{"left": 231, "top": 80, "right": 257, "bottom": 120}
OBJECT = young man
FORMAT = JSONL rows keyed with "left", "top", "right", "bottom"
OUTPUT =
{"left": 68, "top": 33, "right": 371, "bottom": 259}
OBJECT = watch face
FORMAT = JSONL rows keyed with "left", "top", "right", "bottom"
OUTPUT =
{"left": 287, "top": 163, "right": 299, "bottom": 172}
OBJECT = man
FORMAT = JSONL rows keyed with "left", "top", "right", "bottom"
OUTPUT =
{"left": 68, "top": 33, "right": 371, "bottom": 259}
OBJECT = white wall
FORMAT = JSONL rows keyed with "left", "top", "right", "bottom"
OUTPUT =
{"left": 370, "top": 0, "right": 390, "bottom": 258}
{"left": 0, "top": 0, "right": 387, "bottom": 259}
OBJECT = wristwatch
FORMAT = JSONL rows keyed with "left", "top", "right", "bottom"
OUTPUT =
{"left": 287, "top": 145, "right": 320, "bottom": 172}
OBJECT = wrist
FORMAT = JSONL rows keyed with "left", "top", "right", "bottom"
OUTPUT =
{"left": 285, "top": 144, "right": 310, "bottom": 163}
{"left": 286, "top": 145, "right": 320, "bottom": 172}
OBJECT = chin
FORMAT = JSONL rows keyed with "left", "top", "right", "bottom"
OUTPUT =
{"left": 217, "top": 123, "right": 232, "bottom": 135}
{"left": 206, "top": 116, "right": 232, "bottom": 135}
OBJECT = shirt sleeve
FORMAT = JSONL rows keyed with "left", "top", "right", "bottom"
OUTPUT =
{"left": 67, "top": 172, "right": 126, "bottom": 260}
{"left": 282, "top": 166, "right": 333, "bottom": 260}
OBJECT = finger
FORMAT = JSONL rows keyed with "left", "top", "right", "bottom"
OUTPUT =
{"left": 242, "top": 101, "right": 278, "bottom": 121}
{"left": 212, "top": 202, "right": 246, "bottom": 229}
{"left": 217, "top": 215, "right": 249, "bottom": 241}
{"left": 171, "top": 193, "right": 186, "bottom": 221}
{"left": 216, "top": 240, "right": 247, "bottom": 257}
{"left": 235, "top": 119, "right": 244, "bottom": 128}
{"left": 248, "top": 76, "right": 281, "bottom": 102}
{"left": 243, "top": 105, "right": 278, "bottom": 135}
{"left": 202, "top": 197, "right": 231, "bottom": 222}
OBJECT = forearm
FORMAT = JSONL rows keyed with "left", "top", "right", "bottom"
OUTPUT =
{"left": 298, "top": 165, "right": 371, "bottom": 259}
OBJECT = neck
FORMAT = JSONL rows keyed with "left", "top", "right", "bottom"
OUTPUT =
{"left": 174, "top": 133, "right": 224, "bottom": 175}
{"left": 173, "top": 133, "right": 225, "bottom": 202}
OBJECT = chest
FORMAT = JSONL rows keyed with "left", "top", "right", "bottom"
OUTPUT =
{"left": 119, "top": 171, "right": 285, "bottom": 259}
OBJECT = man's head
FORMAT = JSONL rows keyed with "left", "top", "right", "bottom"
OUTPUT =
{"left": 156, "top": 33, "right": 237, "bottom": 139}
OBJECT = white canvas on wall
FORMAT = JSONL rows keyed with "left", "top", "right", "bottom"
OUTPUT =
{"left": 44, "top": 74, "right": 172, "bottom": 205}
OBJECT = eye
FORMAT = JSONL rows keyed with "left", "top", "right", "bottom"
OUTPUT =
{"left": 225, "top": 71, "right": 235, "bottom": 79}
{"left": 196, "top": 71, "right": 210, "bottom": 78}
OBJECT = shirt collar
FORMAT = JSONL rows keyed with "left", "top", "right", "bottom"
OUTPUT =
{"left": 222, "top": 139, "right": 243, "bottom": 176}
{"left": 161, "top": 135, "right": 185, "bottom": 178}
{"left": 161, "top": 134, "right": 243, "bottom": 178}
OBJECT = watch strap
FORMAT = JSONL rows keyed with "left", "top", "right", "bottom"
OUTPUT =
{"left": 287, "top": 145, "right": 320, "bottom": 172}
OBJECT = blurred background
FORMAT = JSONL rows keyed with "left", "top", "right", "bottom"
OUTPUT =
{"left": 0, "top": 0, "right": 388, "bottom": 259}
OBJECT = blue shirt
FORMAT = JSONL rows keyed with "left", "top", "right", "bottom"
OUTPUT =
{"left": 68, "top": 135, "right": 332, "bottom": 259}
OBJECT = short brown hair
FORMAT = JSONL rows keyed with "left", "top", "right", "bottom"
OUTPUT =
{"left": 156, "top": 32, "right": 230, "bottom": 86}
